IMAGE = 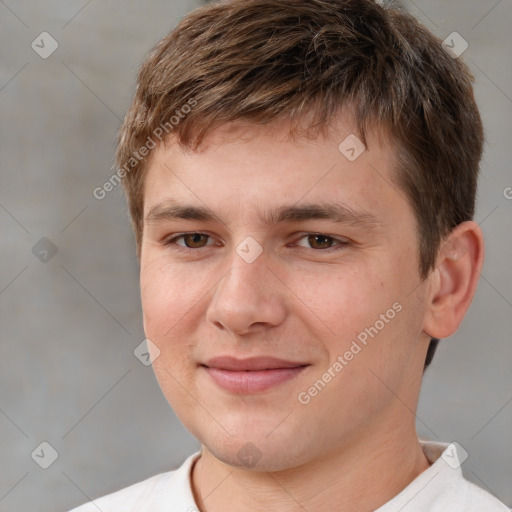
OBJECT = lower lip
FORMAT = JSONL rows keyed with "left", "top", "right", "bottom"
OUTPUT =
{"left": 203, "top": 366, "right": 308, "bottom": 393}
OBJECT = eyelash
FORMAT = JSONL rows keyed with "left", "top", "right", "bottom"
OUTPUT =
{"left": 162, "top": 232, "right": 350, "bottom": 254}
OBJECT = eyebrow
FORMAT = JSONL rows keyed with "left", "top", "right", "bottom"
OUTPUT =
{"left": 145, "top": 199, "right": 381, "bottom": 232}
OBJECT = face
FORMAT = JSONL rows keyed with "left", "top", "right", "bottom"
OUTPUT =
{"left": 140, "top": 115, "right": 431, "bottom": 471}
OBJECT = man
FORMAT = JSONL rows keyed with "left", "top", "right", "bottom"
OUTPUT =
{"left": 71, "top": 0, "right": 509, "bottom": 510}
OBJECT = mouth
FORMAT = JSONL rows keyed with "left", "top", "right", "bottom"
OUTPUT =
{"left": 200, "top": 356, "right": 310, "bottom": 393}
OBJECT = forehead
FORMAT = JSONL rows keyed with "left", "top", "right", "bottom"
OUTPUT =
{"left": 141, "top": 115, "right": 404, "bottom": 225}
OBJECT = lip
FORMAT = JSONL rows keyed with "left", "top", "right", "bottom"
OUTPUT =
{"left": 201, "top": 356, "right": 310, "bottom": 393}
{"left": 203, "top": 356, "right": 308, "bottom": 371}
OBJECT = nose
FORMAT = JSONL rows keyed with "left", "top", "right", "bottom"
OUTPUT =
{"left": 206, "top": 247, "right": 287, "bottom": 335}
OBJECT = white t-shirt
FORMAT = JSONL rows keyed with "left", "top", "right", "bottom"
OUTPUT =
{"left": 69, "top": 439, "right": 510, "bottom": 511}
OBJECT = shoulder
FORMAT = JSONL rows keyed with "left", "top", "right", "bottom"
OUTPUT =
{"left": 67, "top": 451, "right": 201, "bottom": 512}
{"left": 378, "top": 440, "right": 510, "bottom": 512}
{"left": 427, "top": 440, "right": 510, "bottom": 511}
{"left": 68, "top": 471, "right": 173, "bottom": 512}
{"left": 453, "top": 477, "right": 510, "bottom": 511}
{"left": 419, "top": 440, "right": 510, "bottom": 511}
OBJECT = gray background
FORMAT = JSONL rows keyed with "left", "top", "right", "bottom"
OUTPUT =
{"left": 0, "top": 1, "right": 510, "bottom": 511}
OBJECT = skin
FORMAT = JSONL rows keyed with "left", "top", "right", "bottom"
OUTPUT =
{"left": 139, "top": 113, "right": 484, "bottom": 512}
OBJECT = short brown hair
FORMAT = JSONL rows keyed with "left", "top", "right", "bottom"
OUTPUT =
{"left": 115, "top": 0, "right": 484, "bottom": 370}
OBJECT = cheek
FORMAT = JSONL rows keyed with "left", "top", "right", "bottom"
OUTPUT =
{"left": 140, "top": 259, "right": 206, "bottom": 338}
{"left": 288, "top": 264, "right": 393, "bottom": 340}
{"left": 140, "top": 261, "right": 202, "bottom": 402}
{"left": 289, "top": 261, "right": 416, "bottom": 388}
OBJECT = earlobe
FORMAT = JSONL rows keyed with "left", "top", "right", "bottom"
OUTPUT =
{"left": 422, "top": 221, "right": 485, "bottom": 339}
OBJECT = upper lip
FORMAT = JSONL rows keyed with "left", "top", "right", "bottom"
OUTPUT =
{"left": 202, "top": 356, "right": 309, "bottom": 371}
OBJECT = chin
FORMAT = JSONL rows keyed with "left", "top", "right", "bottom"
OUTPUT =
{"left": 207, "top": 443, "right": 307, "bottom": 472}
{"left": 192, "top": 421, "right": 313, "bottom": 472}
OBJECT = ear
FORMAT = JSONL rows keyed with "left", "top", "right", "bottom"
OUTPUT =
{"left": 422, "top": 221, "right": 485, "bottom": 339}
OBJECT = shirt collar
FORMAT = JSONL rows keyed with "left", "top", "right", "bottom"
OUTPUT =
{"left": 375, "top": 439, "right": 466, "bottom": 511}
{"left": 158, "top": 439, "right": 466, "bottom": 511}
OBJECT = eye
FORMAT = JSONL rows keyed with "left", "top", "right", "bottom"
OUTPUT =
{"left": 164, "top": 232, "right": 216, "bottom": 250}
{"left": 162, "top": 232, "right": 350, "bottom": 253}
{"left": 294, "top": 233, "right": 349, "bottom": 251}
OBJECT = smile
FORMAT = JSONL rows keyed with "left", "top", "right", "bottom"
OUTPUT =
{"left": 202, "top": 366, "right": 309, "bottom": 393}
{"left": 200, "top": 356, "right": 310, "bottom": 393}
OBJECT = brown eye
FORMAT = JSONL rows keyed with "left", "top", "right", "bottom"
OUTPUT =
{"left": 181, "top": 233, "right": 210, "bottom": 248}
{"left": 307, "top": 234, "right": 336, "bottom": 249}
{"left": 294, "top": 233, "right": 349, "bottom": 251}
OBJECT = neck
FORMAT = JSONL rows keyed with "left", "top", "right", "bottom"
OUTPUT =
{"left": 191, "top": 419, "right": 431, "bottom": 512}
